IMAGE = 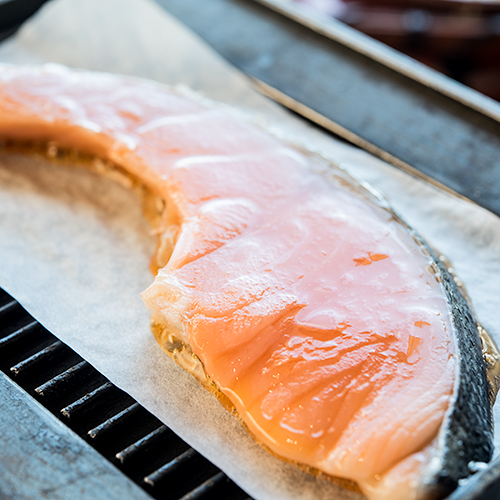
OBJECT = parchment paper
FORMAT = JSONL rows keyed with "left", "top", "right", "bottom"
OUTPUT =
{"left": 0, "top": 1, "right": 499, "bottom": 499}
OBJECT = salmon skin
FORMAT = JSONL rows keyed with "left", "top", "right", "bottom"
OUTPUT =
{"left": 0, "top": 64, "right": 495, "bottom": 500}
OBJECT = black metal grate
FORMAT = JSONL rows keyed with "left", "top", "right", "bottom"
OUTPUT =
{"left": 0, "top": 287, "right": 252, "bottom": 500}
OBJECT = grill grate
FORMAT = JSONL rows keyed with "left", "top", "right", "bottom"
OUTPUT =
{"left": 0, "top": 287, "right": 252, "bottom": 500}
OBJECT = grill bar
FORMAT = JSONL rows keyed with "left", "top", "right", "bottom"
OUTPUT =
{"left": 0, "top": 288, "right": 252, "bottom": 500}
{"left": 0, "top": 300, "right": 19, "bottom": 317}
{"left": 60, "top": 381, "right": 115, "bottom": 418}
{"left": 116, "top": 425, "right": 172, "bottom": 464}
{"left": 87, "top": 402, "right": 141, "bottom": 440}
{"left": 179, "top": 471, "right": 226, "bottom": 500}
{"left": 10, "top": 340, "right": 64, "bottom": 375}
{"left": 0, "top": 319, "right": 38, "bottom": 348}
{"left": 35, "top": 360, "right": 89, "bottom": 396}
{"left": 144, "top": 448, "right": 198, "bottom": 486}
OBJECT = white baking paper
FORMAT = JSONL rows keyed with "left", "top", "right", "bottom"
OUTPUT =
{"left": 0, "top": 1, "right": 499, "bottom": 499}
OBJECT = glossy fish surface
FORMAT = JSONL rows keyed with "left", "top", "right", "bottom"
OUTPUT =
{"left": 0, "top": 64, "right": 494, "bottom": 500}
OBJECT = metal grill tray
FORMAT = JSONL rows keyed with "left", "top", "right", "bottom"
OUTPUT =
{"left": 0, "top": 287, "right": 252, "bottom": 500}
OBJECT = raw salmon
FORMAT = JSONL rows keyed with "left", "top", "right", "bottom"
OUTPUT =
{"left": 0, "top": 64, "right": 495, "bottom": 500}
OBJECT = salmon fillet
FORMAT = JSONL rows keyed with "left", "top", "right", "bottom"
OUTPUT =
{"left": 0, "top": 64, "right": 494, "bottom": 500}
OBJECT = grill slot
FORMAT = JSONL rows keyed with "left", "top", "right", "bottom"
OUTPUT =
{"left": 118, "top": 425, "right": 192, "bottom": 483}
{"left": 60, "top": 379, "right": 135, "bottom": 425}
{"left": 10, "top": 338, "right": 83, "bottom": 392}
{"left": 59, "top": 380, "right": 136, "bottom": 432}
{"left": 143, "top": 448, "right": 221, "bottom": 500}
{"left": 144, "top": 448, "right": 219, "bottom": 499}
{"left": 180, "top": 471, "right": 225, "bottom": 500}
{"left": 177, "top": 470, "right": 251, "bottom": 500}
{"left": 89, "top": 403, "right": 166, "bottom": 460}
{"left": 0, "top": 288, "right": 252, "bottom": 500}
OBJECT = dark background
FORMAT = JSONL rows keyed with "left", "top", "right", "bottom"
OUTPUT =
{"left": 295, "top": 0, "right": 500, "bottom": 101}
